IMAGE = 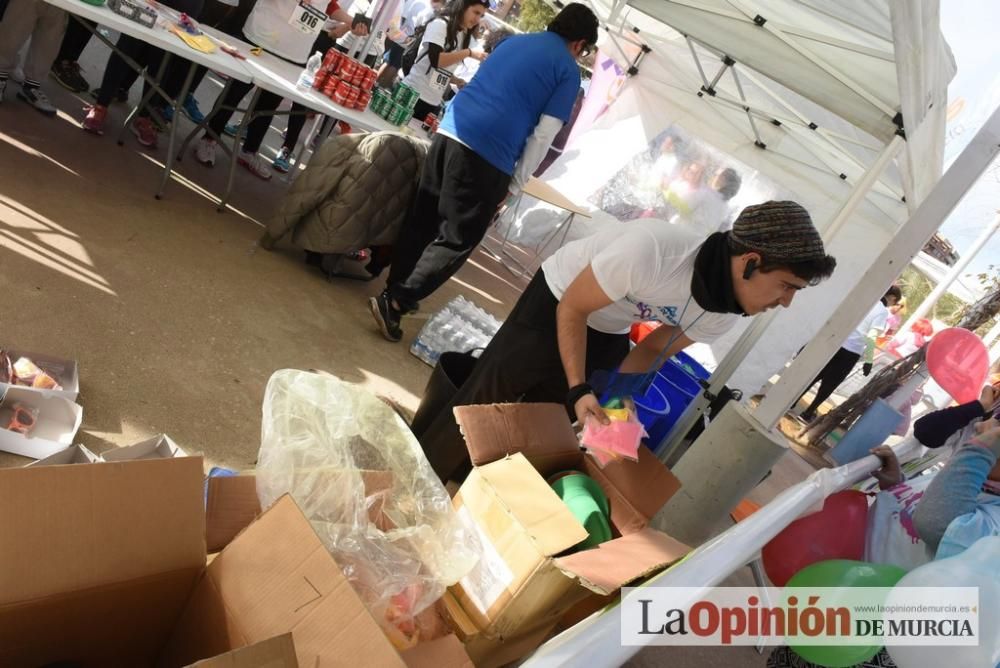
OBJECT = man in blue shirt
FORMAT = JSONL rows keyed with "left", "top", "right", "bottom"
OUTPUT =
{"left": 370, "top": 3, "right": 598, "bottom": 342}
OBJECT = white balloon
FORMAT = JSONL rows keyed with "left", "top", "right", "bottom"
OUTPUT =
{"left": 887, "top": 536, "right": 1000, "bottom": 668}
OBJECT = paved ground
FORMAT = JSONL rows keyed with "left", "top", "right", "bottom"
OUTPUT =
{"left": 0, "top": 32, "right": 825, "bottom": 667}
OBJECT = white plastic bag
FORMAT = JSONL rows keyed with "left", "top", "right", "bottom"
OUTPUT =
{"left": 256, "top": 369, "right": 479, "bottom": 648}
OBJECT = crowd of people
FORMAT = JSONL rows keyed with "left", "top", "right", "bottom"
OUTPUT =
{"left": 0, "top": 0, "right": 508, "bottom": 180}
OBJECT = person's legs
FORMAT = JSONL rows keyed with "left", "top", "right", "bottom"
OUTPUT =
{"left": 235, "top": 88, "right": 283, "bottom": 180}
{"left": 385, "top": 135, "right": 449, "bottom": 299}
{"left": 51, "top": 16, "right": 94, "bottom": 92}
{"left": 800, "top": 348, "right": 861, "bottom": 421}
{"left": 194, "top": 77, "right": 254, "bottom": 165}
{"left": 389, "top": 137, "right": 510, "bottom": 308}
{"left": 0, "top": 0, "right": 38, "bottom": 100}
{"left": 15, "top": 2, "right": 67, "bottom": 116}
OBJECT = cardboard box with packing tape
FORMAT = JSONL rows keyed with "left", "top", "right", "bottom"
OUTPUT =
{"left": 445, "top": 403, "right": 691, "bottom": 663}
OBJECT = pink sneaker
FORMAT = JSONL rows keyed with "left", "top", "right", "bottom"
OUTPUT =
{"left": 82, "top": 104, "right": 107, "bottom": 135}
{"left": 131, "top": 116, "right": 159, "bottom": 149}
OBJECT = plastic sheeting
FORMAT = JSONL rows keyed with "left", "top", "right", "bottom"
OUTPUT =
{"left": 256, "top": 369, "right": 479, "bottom": 649}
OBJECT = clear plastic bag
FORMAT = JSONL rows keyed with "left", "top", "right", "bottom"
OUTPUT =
{"left": 256, "top": 369, "right": 479, "bottom": 649}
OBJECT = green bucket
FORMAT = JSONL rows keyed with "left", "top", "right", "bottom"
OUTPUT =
{"left": 550, "top": 472, "right": 612, "bottom": 551}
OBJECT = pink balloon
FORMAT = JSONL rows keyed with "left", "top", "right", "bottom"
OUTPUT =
{"left": 926, "top": 328, "right": 989, "bottom": 404}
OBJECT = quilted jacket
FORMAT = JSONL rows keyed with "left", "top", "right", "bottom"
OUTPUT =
{"left": 265, "top": 131, "right": 429, "bottom": 253}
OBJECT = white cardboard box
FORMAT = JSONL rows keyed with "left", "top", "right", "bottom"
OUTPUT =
{"left": 100, "top": 434, "right": 187, "bottom": 462}
{"left": 0, "top": 349, "right": 80, "bottom": 402}
{"left": 0, "top": 387, "right": 83, "bottom": 459}
{"left": 24, "top": 444, "right": 99, "bottom": 467}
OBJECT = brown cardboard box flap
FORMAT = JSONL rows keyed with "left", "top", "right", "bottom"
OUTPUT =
{"left": 186, "top": 634, "right": 299, "bottom": 667}
{"left": 400, "top": 634, "right": 473, "bottom": 668}
{"left": 0, "top": 457, "right": 206, "bottom": 604}
{"left": 586, "top": 445, "right": 681, "bottom": 526}
{"left": 476, "top": 454, "right": 588, "bottom": 558}
{"left": 455, "top": 404, "right": 580, "bottom": 472}
{"left": 205, "top": 472, "right": 397, "bottom": 553}
{"left": 553, "top": 528, "right": 690, "bottom": 594}
{"left": 164, "top": 495, "right": 404, "bottom": 668}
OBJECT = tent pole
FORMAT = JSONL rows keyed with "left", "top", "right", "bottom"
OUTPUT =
{"left": 898, "top": 212, "right": 1000, "bottom": 334}
{"left": 754, "top": 107, "right": 1000, "bottom": 432}
{"left": 525, "top": 103, "right": 1000, "bottom": 668}
{"left": 655, "top": 135, "right": 903, "bottom": 464}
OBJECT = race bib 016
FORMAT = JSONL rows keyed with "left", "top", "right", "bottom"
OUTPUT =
{"left": 288, "top": 1, "right": 326, "bottom": 36}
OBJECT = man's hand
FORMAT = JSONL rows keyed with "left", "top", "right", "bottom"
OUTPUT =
{"left": 862, "top": 362, "right": 873, "bottom": 377}
{"left": 469, "top": 50, "right": 487, "bottom": 62}
{"left": 980, "top": 384, "right": 998, "bottom": 413}
{"left": 575, "top": 393, "right": 608, "bottom": 427}
{"left": 329, "top": 23, "right": 351, "bottom": 39}
{"left": 351, "top": 22, "right": 369, "bottom": 36}
{"left": 870, "top": 445, "right": 902, "bottom": 490}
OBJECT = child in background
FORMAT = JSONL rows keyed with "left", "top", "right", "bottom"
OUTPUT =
{"left": 0, "top": 0, "right": 67, "bottom": 116}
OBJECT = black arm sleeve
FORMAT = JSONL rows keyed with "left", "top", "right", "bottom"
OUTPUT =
{"left": 426, "top": 44, "right": 443, "bottom": 69}
{"left": 913, "top": 400, "right": 986, "bottom": 448}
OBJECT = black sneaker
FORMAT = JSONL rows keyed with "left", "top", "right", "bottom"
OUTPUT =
{"left": 50, "top": 60, "right": 90, "bottom": 93}
{"left": 369, "top": 291, "right": 403, "bottom": 342}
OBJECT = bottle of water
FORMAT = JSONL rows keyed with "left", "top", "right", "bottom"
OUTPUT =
{"left": 297, "top": 51, "right": 323, "bottom": 89}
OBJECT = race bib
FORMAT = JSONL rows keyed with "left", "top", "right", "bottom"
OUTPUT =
{"left": 428, "top": 67, "right": 451, "bottom": 94}
{"left": 288, "top": 1, "right": 326, "bottom": 36}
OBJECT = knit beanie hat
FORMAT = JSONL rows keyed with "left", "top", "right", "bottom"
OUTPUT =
{"left": 728, "top": 201, "right": 827, "bottom": 263}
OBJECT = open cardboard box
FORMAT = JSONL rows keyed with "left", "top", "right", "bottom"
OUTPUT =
{"left": 0, "top": 457, "right": 470, "bottom": 667}
{"left": 25, "top": 443, "right": 99, "bottom": 467}
{"left": 448, "top": 403, "right": 690, "bottom": 652}
{"left": 0, "top": 348, "right": 80, "bottom": 401}
{"left": 101, "top": 434, "right": 187, "bottom": 462}
{"left": 0, "top": 385, "right": 82, "bottom": 459}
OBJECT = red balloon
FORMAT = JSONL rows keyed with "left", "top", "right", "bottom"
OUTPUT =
{"left": 926, "top": 327, "right": 989, "bottom": 404}
{"left": 762, "top": 490, "right": 869, "bottom": 587}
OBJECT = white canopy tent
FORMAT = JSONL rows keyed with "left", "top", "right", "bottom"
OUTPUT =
{"left": 502, "top": 0, "right": 954, "bottom": 452}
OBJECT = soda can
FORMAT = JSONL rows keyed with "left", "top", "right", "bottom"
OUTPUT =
{"left": 322, "top": 76, "right": 340, "bottom": 99}
{"left": 313, "top": 69, "right": 329, "bottom": 91}
{"left": 323, "top": 49, "right": 341, "bottom": 71}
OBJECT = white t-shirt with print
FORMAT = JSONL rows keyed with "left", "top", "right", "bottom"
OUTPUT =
{"left": 402, "top": 18, "right": 466, "bottom": 106}
{"left": 244, "top": 0, "right": 329, "bottom": 64}
{"left": 843, "top": 301, "right": 889, "bottom": 354}
{"left": 541, "top": 219, "right": 741, "bottom": 340}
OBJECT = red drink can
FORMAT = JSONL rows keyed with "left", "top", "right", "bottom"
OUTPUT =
{"left": 313, "top": 70, "right": 329, "bottom": 90}
{"left": 323, "top": 76, "right": 340, "bottom": 98}
{"left": 323, "top": 49, "right": 341, "bottom": 70}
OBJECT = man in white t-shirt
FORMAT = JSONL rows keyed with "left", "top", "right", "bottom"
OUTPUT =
{"left": 798, "top": 284, "right": 902, "bottom": 423}
{"left": 416, "top": 200, "right": 837, "bottom": 482}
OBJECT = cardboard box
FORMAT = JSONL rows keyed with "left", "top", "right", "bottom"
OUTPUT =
{"left": 186, "top": 634, "right": 298, "bottom": 667}
{"left": 101, "top": 433, "right": 187, "bottom": 462}
{"left": 0, "top": 457, "right": 466, "bottom": 667}
{"left": 449, "top": 403, "right": 689, "bottom": 644}
{"left": 0, "top": 348, "right": 80, "bottom": 401}
{"left": 0, "top": 385, "right": 82, "bottom": 459}
{"left": 24, "top": 443, "right": 99, "bottom": 467}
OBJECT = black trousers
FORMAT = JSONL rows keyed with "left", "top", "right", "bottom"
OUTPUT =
{"left": 387, "top": 135, "right": 511, "bottom": 312}
{"left": 418, "top": 270, "right": 630, "bottom": 483}
{"left": 56, "top": 16, "right": 93, "bottom": 62}
{"left": 95, "top": 0, "right": 204, "bottom": 109}
{"left": 411, "top": 98, "right": 440, "bottom": 121}
{"left": 799, "top": 347, "right": 861, "bottom": 416}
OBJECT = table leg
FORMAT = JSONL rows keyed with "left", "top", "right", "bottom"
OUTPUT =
{"left": 156, "top": 62, "right": 198, "bottom": 200}
{"left": 218, "top": 87, "right": 262, "bottom": 213}
{"left": 118, "top": 53, "right": 172, "bottom": 146}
